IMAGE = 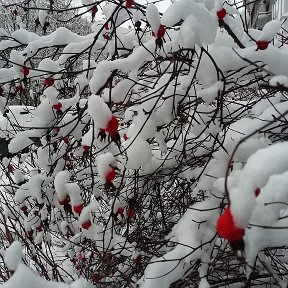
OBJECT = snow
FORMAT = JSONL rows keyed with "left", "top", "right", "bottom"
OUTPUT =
{"left": 4, "top": 241, "right": 23, "bottom": 271}
{"left": 1, "top": 1, "right": 288, "bottom": 287}
{"left": 96, "top": 152, "right": 116, "bottom": 183}
{"left": 230, "top": 142, "right": 288, "bottom": 228}
{"left": 0, "top": 263, "right": 70, "bottom": 288}
{"left": 123, "top": 137, "right": 152, "bottom": 169}
{"left": 38, "top": 10, "right": 48, "bottom": 27}
{"left": 146, "top": 5, "right": 161, "bottom": 35}
{"left": 258, "top": 19, "right": 281, "bottom": 42}
{"left": 54, "top": 171, "right": 71, "bottom": 201}
{"left": 162, "top": 0, "right": 217, "bottom": 46}
{"left": 87, "top": 95, "right": 112, "bottom": 129}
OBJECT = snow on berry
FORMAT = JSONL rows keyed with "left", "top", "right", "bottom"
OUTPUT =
{"left": 96, "top": 152, "right": 117, "bottom": 183}
{"left": 79, "top": 201, "right": 99, "bottom": 230}
{"left": 146, "top": 4, "right": 161, "bottom": 37}
{"left": 65, "top": 183, "right": 83, "bottom": 214}
{"left": 230, "top": 142, "right": 288, "bottom": 228}
{"left": 87, "top": 95, "right": 118, "bottom": 133}
{"left": 38, "top": 10, "right": 48, "bottom": 27}
{"left": 54, "top": 171, "right": 71, "bottom": 205}
{"left": 258, "top": 19, "right": 281, "bottom": 42}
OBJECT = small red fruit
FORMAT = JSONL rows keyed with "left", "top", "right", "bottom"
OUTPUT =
{"left": 44, "top": 78, "right": 55, "bottom": 87}
{"left": 217, "top": 206, "right": 245, "bottom": 242}
{"left": 127, "top": 208, "right": 135, "bottom": 219}
{"left": 58, "top": 196, "right": 70, "bottom": 205}
{"left": 117, "top": 207, "right": 124, "bottom": 215}
{"left": 123, "top": 134, "right": 128, "bottom": 141}
{"left": 66, "top": 163, "right": 73, "bottom": 170}
{"left": 157, "top": 25, "right": 166, "bottom": 38}
{"left": 81, "top": 219, "right": 92, "bottom": 230}
{"left": 63, "top": 137, "right": 69, "bottom": 143}
{"left": 104, "top": 23, "right": 109, "bottom": 30}
{"left": 256, "top": 40, "right": 269, "bottom": 50}
{"left": 7, "top": 163, "right": 13, "bottom": 173}
{"left": 22, "top": 66, "right": 30, "bottom": 77}
{"left": 83, "top": 145, "right": 90, "bottom": 152}
{"left": 20, "top": 206, "right": 28, "bottom": 213}
{"left": 103, "top": 33, "right": 111, "bottom": 40}
{"left": 126, "top": 0, "right": 134, "bottom": 8}
{"left": 105, "top": 166, "right": 116, "bottom": 183}
{"left": 217, "top": 8, "right": 227, "bottom": 20}
{"left": 105, "top": 115, "right": 119, "bottom": 134}
{"left": 53, "top": 102, "right": 62, "bottom": 111}
{"left": 255, "top": 188, "right": 261, "bottom": 197}
{"left": 152, "top": 25, "right": 166, "bottom": 38}
{"left": 26, "top": 229, "right": 33, "bottom": 238}
{"left": 91, "top": 5, "right": 98, "bottom": 15}
{"left": 74, "top": 203, "right": 84, "bottom": 214}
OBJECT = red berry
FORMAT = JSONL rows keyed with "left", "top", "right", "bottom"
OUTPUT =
{"left": 255, "top": 188, "right": 261, "bottom": 197}
{"left": 105, "top": 166, "right": 116, "bottom": 183}
{"left": 103, "top": 33, "right": 111, "bottom": 40}
{"left": 217, "top": 8, "right": 227, "bottom": 20}
{"left": 83, "top": 145, "right": 90, "bottom": 152}
{"left": 217, "top": 206, "right": 245, "bottom": 242}
{"left": 157, "top": 25, "right": 166, "bottom": 38}
{"left": 74, "top": 203, "right": 84, "bottom": 214}
{"left": 66, "top": 163, "right": 73, "bottom": 170}
{"left": 58, "top": 196, "right": 70, "bottom": 205}
{"left": 117, "top": 207, "right": 124, "bottom": 215}
{"left": 81, "top": 219, "right": 92, "bottom": 230}
{"left": 26, "top": 229, "right": 33, "bottom": 238}
{"left": 53, "top": 102, "right": 62, "bottom": 111}
{"left": 126, "top": 0, "right": 133, "bottom": 9}
{"left": 256, "top": 40, "right": 269, "bottom": 50}
{"left": 104, "top": 23, "right": 109, "bottom": 30}
{"left": 63, "top": 137, "right": 69, "bottom": 143}
{"left": 123, "top": 134, "right": 128, "bottom": 141}
{"left": 20, "top": 206, "right": 28, "bottom": 213}
{"left": 91, "top": 5, "right": 98, "bottom": 15}
{"left": 7, "top": 163, "right": 13, "bottom": 173}
{"left": 22, "top": 66, "right": 30, "bottom": 77}
{"left": 44, "top": 78, "right": 54, "bottom": 87}
{"left": 36, "top": 225, "right": 42, "bottom": 232}
{"left": 105, "top": 115, "right": 118, "bottom": 134}
{"left": 127, "top": 208, "right": 135, "bottom": 219}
